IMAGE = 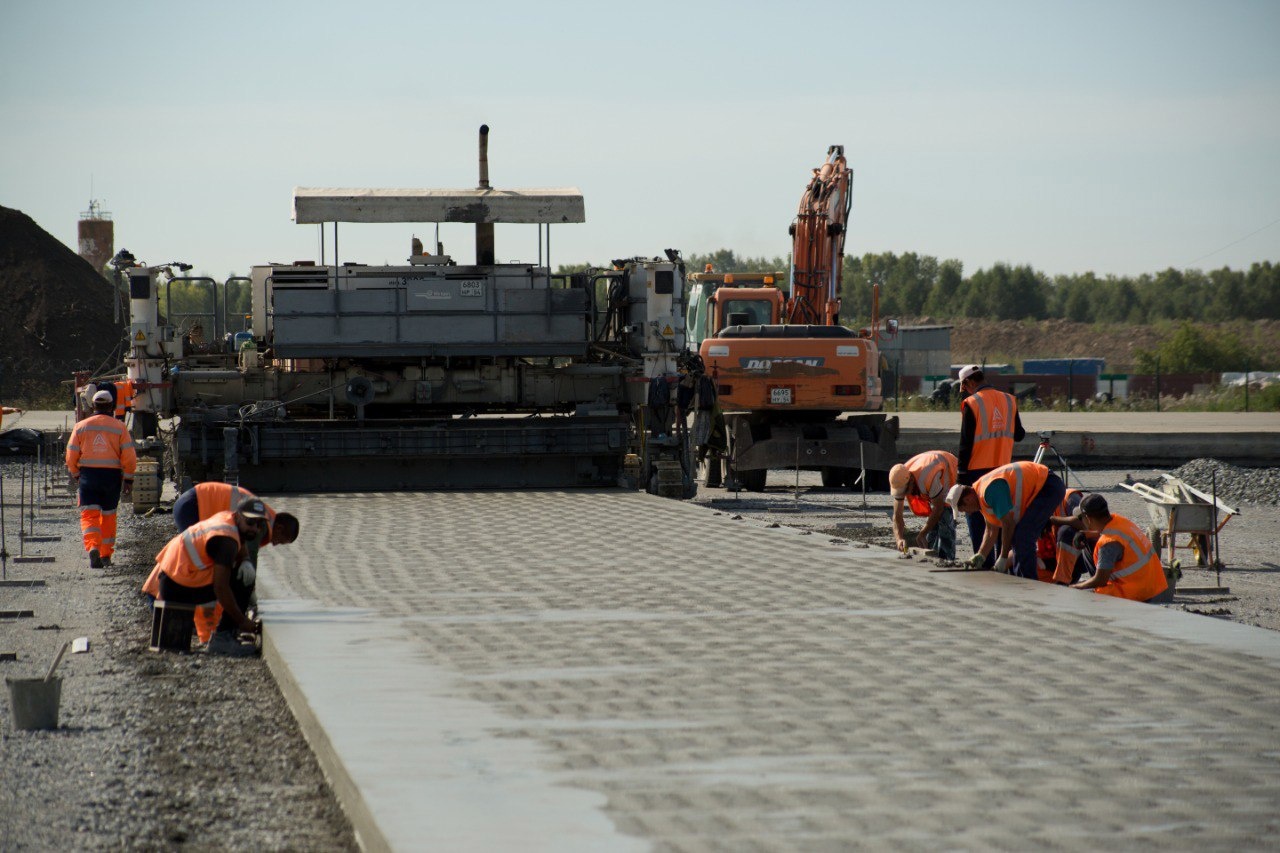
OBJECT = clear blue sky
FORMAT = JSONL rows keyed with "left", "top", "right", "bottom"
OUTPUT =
{"left": 3, "top": 0, "right": 1278, "bottom": 280}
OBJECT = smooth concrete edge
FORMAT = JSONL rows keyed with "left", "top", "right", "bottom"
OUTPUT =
{"left": 263, "top": 617, "right": 391, "bottom": 853}
{"left": 255, "top": 587, "right": 650, "bottom": 853}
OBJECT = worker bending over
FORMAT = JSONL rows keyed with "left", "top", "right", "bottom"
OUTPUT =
{"left": 955, "top": 365, "right": 1025, "bottom": 567}
{"left": 1061, "top": 493, "right": 1169, "bottom": 602}
{"left": 65, "top": 390, "right": 136, "bottom": 568}
{"left": 889, "top": 450, "right": 958, "bottom": 559}
{"left": 1041, "top": 488, "right": 1087, "bottom": 584}
{"left": 144, "top": 483, "right": 299, "bottom": 651}
{"left": 150, "top": 497, "right": 271, "bottom": 656}
{"left": 946, "top": 461, "right": 1065, "bottom": 579}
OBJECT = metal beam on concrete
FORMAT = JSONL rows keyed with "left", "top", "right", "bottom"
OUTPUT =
{"left": 292, "top": 187, "right": 586, "bottom": 225}
{"left": 258, "top": 490, "right": 1280, "bottom": 851}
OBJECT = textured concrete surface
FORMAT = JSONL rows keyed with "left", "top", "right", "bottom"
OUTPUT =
{"left": 258, "top": 490, "right": 1280, "bottom": 852}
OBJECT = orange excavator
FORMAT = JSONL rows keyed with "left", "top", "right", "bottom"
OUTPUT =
{"left": 688, "top": 145, "right": 898, "bottom": 491}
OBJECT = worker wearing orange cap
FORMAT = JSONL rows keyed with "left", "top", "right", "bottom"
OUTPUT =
{"left": 65, "top": 389, "right": 136, "bottom": 568}
{"left": 889, "top": 450, "right": 958, "bottom": 559}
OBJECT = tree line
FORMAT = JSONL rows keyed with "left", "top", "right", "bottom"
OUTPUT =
{"left": 673, "top": 250, "right": 1280, "bottom": 325}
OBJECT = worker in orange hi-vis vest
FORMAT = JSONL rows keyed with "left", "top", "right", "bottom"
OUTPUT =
{"left": 65, "top": 390, "right": 137, "bottom": 569}
{"left": 1064, "top": 493, "right": 1169, "bottom": 602}
{"left": 142, "top": 483, "right": 300, "bottom": 648}
{"left": 1041, "top": 488, "right": 1085, "bottom": 584}
{"left": 151, "top": 498, "right": 269, "bottom": 657}
{"left": 113, "top": 379, "right": 135, "bottom": 421}
{"left": 955, "top": 364, "right": 1026, "bottom": 567}
{"left": 889, "top": 450, "right": 958, "bottom": 559}
{"left": 945, "top": 460, "right": 1065, "bottom": 580}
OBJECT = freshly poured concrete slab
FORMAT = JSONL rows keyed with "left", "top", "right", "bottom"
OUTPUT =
{"left": 259, "top": 490, "right": 1280, "bottom": 851}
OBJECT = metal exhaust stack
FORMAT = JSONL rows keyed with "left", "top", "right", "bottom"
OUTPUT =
{"left": 476, "top": 124, "right": 495, "bottom": 265}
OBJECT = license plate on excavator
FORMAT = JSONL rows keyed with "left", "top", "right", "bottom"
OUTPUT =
{"left": 770, "top": 387, "right": 792, "bottom": 404}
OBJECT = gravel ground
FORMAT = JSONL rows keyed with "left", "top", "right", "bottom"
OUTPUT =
{"left": 692, "top": 463, "right": 1280, "bottom": 632}
{"left": 0, "top": 460, "right": 355, "bottom": 851}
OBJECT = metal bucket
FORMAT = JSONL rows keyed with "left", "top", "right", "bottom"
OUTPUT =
{"left": 6, "top": 676, "right": 62, "bottom": 731}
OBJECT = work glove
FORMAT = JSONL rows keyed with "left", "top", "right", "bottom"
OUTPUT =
{"left": 966, "top": 553, "right": 986, "bottom": 571}
{"left": 122, "top": 480, "right": 133, "bottom": 496}
{"left": 238, "top": 560, "right": 257, "bottom": 587}
{"left": 993, "top": 556, "right": 1010, "bottom": 574}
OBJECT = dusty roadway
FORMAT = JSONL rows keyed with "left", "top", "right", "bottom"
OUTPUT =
{"left": 260, "top": 487, "right": 1280, "bottom": 851}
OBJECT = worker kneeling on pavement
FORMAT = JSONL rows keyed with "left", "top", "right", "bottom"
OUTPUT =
{"left": 946, "top": 461, "right": 1066, "bottom": 579}
{"left": 889, "top": 450, "right": 958, "bottom": 560}
{"left": 149, "top": 497, "right": 272, "bottom": 657}
{"left": 144, "top": 485, "right": 299, "bottom": 649}
{"left": 1061, "top": 493, "right": 1169, "bottom": 602}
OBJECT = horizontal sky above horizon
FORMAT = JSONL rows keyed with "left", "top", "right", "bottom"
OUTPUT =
{"left": 3, "top": 0, "right": 1278, "bottom": 281}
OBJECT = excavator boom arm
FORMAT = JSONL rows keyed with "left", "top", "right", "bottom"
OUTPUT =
{"left": 786, "top": 145, "right": 852, "bottom": 326}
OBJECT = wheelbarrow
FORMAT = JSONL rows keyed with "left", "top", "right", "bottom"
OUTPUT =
{"left": 1118, "top": 474, "right": 1237, "bottom": 569}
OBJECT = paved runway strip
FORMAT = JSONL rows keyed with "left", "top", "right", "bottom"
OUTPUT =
{"left": 259, "top": 490, "right": 1280, "bottom": 851}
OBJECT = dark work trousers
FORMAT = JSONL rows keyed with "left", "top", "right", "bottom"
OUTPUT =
{"left": 215, "top": 567, "right": 254, "bottom": 634}
{"left": 1009, "top": 473, "right": 1067, "bottom": 580}
{"left": 172, "top": 488, "right": 200, "bottom": 532}
{"left": 958, "top": 467, "right": 995, "bottom": 568}
{"left": 157, "top": 572, "right": 216, "bottom": 606}
{"left": 173, "top": 488, "right": 258, "bottom": 632}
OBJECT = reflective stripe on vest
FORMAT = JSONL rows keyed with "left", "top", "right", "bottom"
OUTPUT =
{"left": 196, "top": 482, "right": 249, "bottom": 519}
{"left": 964, "top": 387, "right": 1016, "bottom": 469}
{"left": 181, "top": 522, "right": 238, "bottom": 571}
{"left": 1096, "top": 517, "right": 1159, "bottom": 579}
{"left": 905, "top": 451, "right": 958, "bottom": 517}
{"left": 976, "top": 462, "right": 1050, "bottom": 527}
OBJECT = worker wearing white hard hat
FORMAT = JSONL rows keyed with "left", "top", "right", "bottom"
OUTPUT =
{"left": 65, "top": 389, "right": 137, "bottom": 568}
{"left": 889, "top": 450, "right": 958, "bottom": 559}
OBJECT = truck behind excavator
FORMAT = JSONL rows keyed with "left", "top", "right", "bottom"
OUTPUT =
{"left": 688, "top": 145, "right": 898, "bottom": 491}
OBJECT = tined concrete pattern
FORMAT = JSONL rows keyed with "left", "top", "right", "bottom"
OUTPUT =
{"left": 259, "top": 490, "right": 1280, "bottom": 851}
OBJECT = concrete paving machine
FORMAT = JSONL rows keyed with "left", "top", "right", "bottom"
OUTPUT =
{"left": 687, "top": 146, "right": 897, "bottom": 492}
{"left": 120, "top": 127, "right": 697, "bottom": 499}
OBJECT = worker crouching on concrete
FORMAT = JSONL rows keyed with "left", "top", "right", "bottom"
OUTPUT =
{"left": 1062, "top": 493, "right": 1169, "bottom": 602}
{"left": 144, "top": 485, "right": 299, "bottom": 650}
{"left": 65, "top": 389, "right": 137, "bottom": 568}
{"left": 150, "top": 497, "right": 270, "bottom": 657}
{"left": 889, "top": 450, "right": 958, "bottom": 559}
{"left": 946, "top": 461, "right": 1066, "bottom": 579}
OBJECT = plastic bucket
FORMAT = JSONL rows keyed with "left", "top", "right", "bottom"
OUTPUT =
{"left": 6, "top": 676, "right": 62, "bottom": 731}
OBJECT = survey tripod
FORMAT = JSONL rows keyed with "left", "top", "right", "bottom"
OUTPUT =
{"left": 1031, "top": 430, "right": 1084, "bottom": 490}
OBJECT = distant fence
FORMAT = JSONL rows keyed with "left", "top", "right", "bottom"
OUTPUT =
{"left": 886, "top": 363, "right": 1279, "bottom": 412}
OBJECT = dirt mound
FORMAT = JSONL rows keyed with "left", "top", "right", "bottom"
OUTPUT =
{"left": 0, "top": 205, "right": 123, "bottom": 402}
{"left": 912, "top": 316, "right": 1280, "bottom": 371}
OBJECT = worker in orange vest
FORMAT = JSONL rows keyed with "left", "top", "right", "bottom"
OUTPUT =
{"left": 1041, "top": 488, "right": 1087, "bottom": 583}
{"left": 1065, "top": 493, "right": 1169, "bottom": 602}
{"left": 113, "top": 379, "right": 135, "bottom": 421}
{"left": 151, "top": 497, "right": 270, "bottom": 656}
{"left": 945, "top": 460, "right": 1065, "bottom": 579}
{"left": 143, "top": 483, "right": 299, "bottom": 647}
{"left": 889, "top": 450, "right": 958, "bottom": 559}
{"left": 955, "top": 365, "right": 1026, "bottom": 567}
{"left": 65, "top": 389, "right": 137, "bottom": 568}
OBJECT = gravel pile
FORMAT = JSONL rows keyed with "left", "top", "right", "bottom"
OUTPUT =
{"left": 1172, "top": 458, "right": 1280, "bottom": 507}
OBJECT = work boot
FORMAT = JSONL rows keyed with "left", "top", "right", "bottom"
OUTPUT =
{"left": 205, "top": 630, "right": 258, "bottom": 658}
{"left": 101, "top": 556, "right": 113, "bottom": 568}
{"left": 88, "top": 548, "right": 103, "bottom": 569}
